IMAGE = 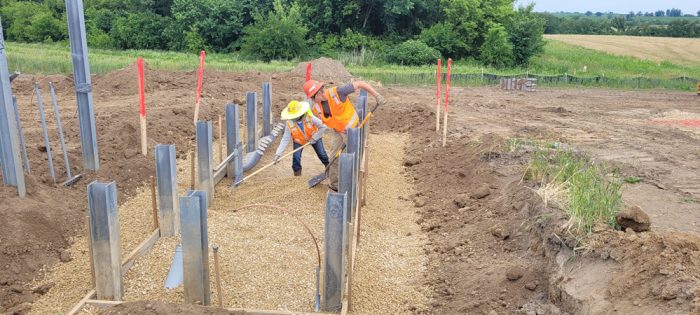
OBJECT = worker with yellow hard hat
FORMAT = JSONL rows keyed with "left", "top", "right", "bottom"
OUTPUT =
{"left": 273, "top": 100, "right": 329, "bottom": 176}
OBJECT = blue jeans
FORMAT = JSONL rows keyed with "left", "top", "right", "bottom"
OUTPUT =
{"left": 292, "top": 139, "right": 330, "bottom": 172}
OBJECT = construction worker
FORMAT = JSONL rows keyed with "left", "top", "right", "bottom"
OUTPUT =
{"left": 273, "top": 100, "right": 329, "bottom": 176}
{"left": 303, "top": 79, "right": 385, "bottom": 190}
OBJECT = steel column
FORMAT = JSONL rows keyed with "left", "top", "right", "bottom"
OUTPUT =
{"left": 346, "top": 128, "right": 360, "bottom": 217}
{"left": 12, "top": 96, "right": 29, "bottom": 174}
{"left": 50, "top": 82, "right": 71, "bottom": 179}
{"left": 338, "top": 153, "right": 356, "bottom": 224}
{"left": 323, "top": 191, "right": 347, "bottom": 311}
{"left": 225, "top": 103, "right": 240, "bottom": 180}
{"left": 87, "top": 181, "right": 122, "bottom": 300}
{"left": 35, "top": 84, "right": 56, "bottom": 183}
{"left": 196, "top": 121, "right": 213, "bottom": 206}
{"left": 0, "top": 19, "right": 26, "bottom": 197}
{"left": 180, "top": 193, "right": 209, "bottom": 305}
{"left": 262, "top": 82, "right": 272, "bottom": 136}
{"left": 155, "top": 144, "right": 179, "bottom": 237}
{"left": 66, "top": 0, "right": 99, "bottom": 171}
{"left": 245, "top": 92, "right": 257, "bottom": 153}
{"left": 185, "top": 190, "right": 210, "bottom": 305}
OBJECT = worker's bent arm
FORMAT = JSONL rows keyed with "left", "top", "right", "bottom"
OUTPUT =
{"left": 352, "top": 80, "right": 380, "bottom": 98}
{"left": 311, "top": 116, "right": 327, "bottom": 137}
{"left": 274, "top": 125, "right": 292, "bottom": 157}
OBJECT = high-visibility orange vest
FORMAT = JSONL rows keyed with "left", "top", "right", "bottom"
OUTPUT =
{"left": 287, "top": 113, "right": 318, "bottom": 145}
{"left": 312, "top": 87, "right": 358, "bottom": 132}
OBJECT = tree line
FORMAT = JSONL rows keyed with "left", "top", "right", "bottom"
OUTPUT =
{"left": 540, "top": 12, "right": 700, "bottom": 38}
{"left": 0, "top": 0, "right": 546, "bottom": 67}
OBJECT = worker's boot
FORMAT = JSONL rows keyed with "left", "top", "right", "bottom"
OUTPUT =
{"left": 294, "top": 170, "right": 302, "bottom": 176}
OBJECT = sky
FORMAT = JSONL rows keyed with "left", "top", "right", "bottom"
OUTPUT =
{"left": 515, "top": 0, "right": 699, "bottom": 14}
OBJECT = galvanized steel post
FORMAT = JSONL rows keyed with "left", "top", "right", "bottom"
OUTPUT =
{"left": 338, "top": 153, "right": 356, "bottom": 224}
{"left": 66, "top": 0, "right": 100, "bottom": 171}
{"left": 245, "top": 92, "right": 257, "bottom": 153}
{"left": 87, "top": 181, "right": 122, "bottom": 300}
{"left": 155, "top": 144, "right": 179, "bottom": 237}
{"left": 50, "top": 82, "right": 71, "bottom": 179}
{"left": 35, "top": 84, "right": 56, "bottom": 183}
{"left": 185, "top": 190, "right": 210, "bottom": 305}
{"left": 262, "top": 82, "right": 272, "bottom": 137}
{"left": 323, "top": 191, "right": 347, "bottom": 311}
{"left": 180, "top": 192, "right": 210, "bottom": 305}
{"left": 0, "top": 18, "right": 26, "bottom": 197}
{"left": 346, "top": 128, "right": 361, "bottom": 217}
{"left": 225, "top": 103, "right": 240, "bottom": 180}
{"left": 196, "top": 121, "right": 213, "bottom": 206}
{"left": 12, "top": 96, "right": 30, "bottom": 174}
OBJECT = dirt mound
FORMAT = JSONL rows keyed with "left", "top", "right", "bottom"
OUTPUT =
{"left": 291, "top": 57, "right": 352, "bottom": 82}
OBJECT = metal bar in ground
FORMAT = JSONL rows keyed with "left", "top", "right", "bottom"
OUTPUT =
{"left": 338, "top": 153, "right": 356, "bottom": 225}
{"left": 0, "top": 19, "right": 26, "bottom": 197}
{"left": 245, "top": 92, "right": 257, "bottom": 153}
{"left": 66, "top": 0, "right": 99, "bottom": 171}
{"left": 35, "top": 83, "right": 56, "bottom": 183}
{"left": 356, "top": 96, "right": 367, "bottom": 163}
{"left": 12, "top": 96, "right": 29, "bottom": 174}
{"left": 323, "top": 191, "right": 347, "bottom": 312}
{"left": 225, "top": 103, "right": 240, "bottom": 179}
{"left": 155, "top": 144, "right": 179, "bottom": 237}
{"left": 49, "top": 82, "right": 72, "bottom": 179}
{"left": 262, "top": 82, "right": 272, "bottom": 137}
{"left": 234, "top": 143, "right": 243, "bottom": 183}
{"left": 180, "top": 194, "right": 206, "bottom": 305}
{"left": 87, "top": 181, "right": 122, "bottom": 300}
{"left": 196, "top": 121, "right": 213, "bottom": 206}
{"left": 186, "top": 190, "right": 210, "bottom": 305}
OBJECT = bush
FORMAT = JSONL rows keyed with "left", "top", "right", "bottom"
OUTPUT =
{"left": 110, "top": 13, "right": 172, "bottom": 50}
{"left": 419, "top": 22, "right": 467, "bottom": 58}
{"left": 480, "top": 24, "right": 513, "bottom": 67}
{"left": 388, "top": 40, "right": 441, "bottom": 66}
{"left": 1, "top": 1, "right": 67, "bottom": 42}
{"left": 508, "top": 5, "right": 545, "bottom": 66}
{"left": 241, "top": 0, "right": 308, "bottom": 61}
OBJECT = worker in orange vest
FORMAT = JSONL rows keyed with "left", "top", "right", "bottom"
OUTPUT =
{"left": 303, "top": 79, "right": 385, "bottom": 190}
{"left": 273, "top": 100, "right": 329, "bottom": 176}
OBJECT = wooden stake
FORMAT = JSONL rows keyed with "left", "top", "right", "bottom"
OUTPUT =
{"left": 218, "top": 115, "right": 223, "bottom": 163}
{"left": 86, "top": 215, "right": 95, "bottom": 288}
{"left": 190, "top": 151, "right": 195, "bottom": 190}
{"left": 150, "top": 176, "right": 158, "bottom": 231}
{"left": 140, "top": 115, "right": 147, "bottom": 156}
{"left": 442, "top": 110, "right": 448, "bottom": 147}
{"left": 213, "top": 245, "right": 223, "bottom": 308}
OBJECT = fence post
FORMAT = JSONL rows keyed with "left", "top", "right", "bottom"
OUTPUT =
{"left": 262, "top": 82, "right": 272, "bottom": 137}
{"left": 66, "top": 0, "right": 99, "bottom": 171}
{"left": 87, "top": 181, "right": 122, "bottom": 300}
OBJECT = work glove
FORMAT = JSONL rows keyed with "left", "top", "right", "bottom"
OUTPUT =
{"left": 273, "top": 155, "right": 281, "bottom": 165}
{"left": 375, "top": 94, "right": 387, "bottom": 107}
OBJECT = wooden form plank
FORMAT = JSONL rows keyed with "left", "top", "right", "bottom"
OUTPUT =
{"left": 83, "top": 300, "right": 336, "bottom": 315}
{"left": 66, "top": 289, "right": 96, "bottom": 315}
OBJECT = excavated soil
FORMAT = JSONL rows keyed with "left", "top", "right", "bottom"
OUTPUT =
{"left": 3, "top": 60, "right": 700, "bottom": 314}
{"left": 292, "top": 57, "right": 353, "bottom": 82}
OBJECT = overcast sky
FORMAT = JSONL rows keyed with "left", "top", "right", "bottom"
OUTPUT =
{"left": 516, "top": 0, "right": 699, "bottom": 14}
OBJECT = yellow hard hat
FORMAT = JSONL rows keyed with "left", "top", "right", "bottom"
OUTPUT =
{"left": 281, "top": 100, "right": 310, "bottom": 120}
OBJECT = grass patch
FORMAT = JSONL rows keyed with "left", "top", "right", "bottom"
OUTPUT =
{"left": 623, "top": 176, "right": 643, "bottom": 184}
{"left": 524, "top": 145, "right": 623, "bottom": 234}
{"left": 4, "top": 40, "right": 699, "bottom": 91}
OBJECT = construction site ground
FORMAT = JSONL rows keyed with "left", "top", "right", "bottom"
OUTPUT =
{"left": 1, "top": 62, "right": 700, "bottom": 314}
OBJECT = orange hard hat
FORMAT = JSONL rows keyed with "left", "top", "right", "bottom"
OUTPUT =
{"left": 303, "top": 80, "right": 324, "bottom": 98}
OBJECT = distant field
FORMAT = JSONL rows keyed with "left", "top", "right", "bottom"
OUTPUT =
{"left": 545, "top": 35, "right": 700, "bottom": 65}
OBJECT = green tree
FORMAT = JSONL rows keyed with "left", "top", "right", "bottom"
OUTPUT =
{"left": 480, "top": 24, "right": 513, "bottom": 67}
{"left": 419, "top": 22, "right": 467, "bottom": 58}
{"left": 388, "top": 39, "right": 440, "bottom": 65}
{"left": 507, "top": 5, "right": 545, "bottom": 65}
{"left": 1, "top": 1, "right": 67, "bottom": 42}
{"left": 441, "top": 0, "right": 514, "bottom": 57}
{"left": 110, "top": 13, "right": 172, "bottom": 49}
{"left": 610, "top": 16, "right": 627, "bottom": 33}
{"left": 241, "top": 0, "right": 308, "bottom": 61}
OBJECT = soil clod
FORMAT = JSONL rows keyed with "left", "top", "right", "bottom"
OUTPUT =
{"left": 506, "top": 266, "right": 525, "bottom": 281}
{"left": 616, "top": 206, "right": 651, "bottom": 232}
{"left": 471, "top": 185, "right": 491, "bottom": 199}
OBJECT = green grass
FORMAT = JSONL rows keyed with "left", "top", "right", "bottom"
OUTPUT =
{"left": 524, "top": 145, "right": 623, "bottom": 234}
{"left": 5, "top": 42, "right": 295, "bottom": 75}
{"left": 623, "top": 176, "right": 643, "bottom": 184}
{"left": 4, "top": 40, "right": 699, "bottom": 91}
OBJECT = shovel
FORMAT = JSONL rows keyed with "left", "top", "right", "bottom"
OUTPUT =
{"left": 307, "top": 100, "right": 383, "bottom": 188}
